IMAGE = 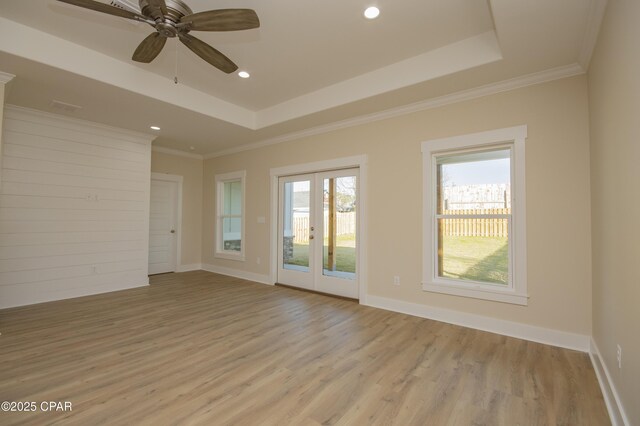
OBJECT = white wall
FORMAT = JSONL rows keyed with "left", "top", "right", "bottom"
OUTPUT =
{"left": 0, "top": 106, "right": 154, "bottom": 308}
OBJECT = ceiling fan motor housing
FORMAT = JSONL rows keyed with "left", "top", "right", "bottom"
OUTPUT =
{"left": 139, "top": 0, "right": 192, "bottom": 33}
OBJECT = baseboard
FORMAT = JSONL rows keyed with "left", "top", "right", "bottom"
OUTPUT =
{"left": 175, "top": 263, "right": 202, "bottom": 273}
{"left": 0, "top": 280, "right": 149, "bottom": 310}
{"left": 589, "top": 338, "right": 630, "bottom": 426}
{"left": 201, "top": 264, "right": 272, "bottom": 285}
{"left": 364, "top": 295, "right": 590, "bottom": 352}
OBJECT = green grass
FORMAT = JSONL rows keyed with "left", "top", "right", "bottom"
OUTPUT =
{"left": 286, "top": 235, "right": 508, "bottom": 284}
{"left": 287, "top": 235, "right": 356, "bottom": 273}
{"left": 441, "top": 236, "right": 508, "bottom": 284}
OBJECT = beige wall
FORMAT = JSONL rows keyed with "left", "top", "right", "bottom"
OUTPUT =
{"left": 588, "top": 0, "right": 640, "bottom": 423}
{"left": 151, "top": 151, "right": 203, "bottom": 267}
{"left": 0, "top": 83, "right": 5, "bottom": 186}
{"left": 203, "top": 75, "right": 592, "bottom": 336}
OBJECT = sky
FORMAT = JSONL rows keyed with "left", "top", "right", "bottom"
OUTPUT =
{"left": 286, "top": 162, "right": 508, "bottom": 188}
{"left": 442, "top": 158, "right": 510, "bottom": 186}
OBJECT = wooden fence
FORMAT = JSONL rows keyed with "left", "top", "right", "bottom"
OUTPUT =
{"left": 441, "top": 208, "right": 510, "bottom": 237}
{"left": 292, "top": 212, "right": 355, "bottom": 243}
{"left": 290, "top": 209, "right": 507, "bottom": 242}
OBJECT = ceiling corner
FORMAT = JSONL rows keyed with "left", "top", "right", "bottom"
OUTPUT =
{"left": 578, "top": 0, "right": 609, "bottom": 70}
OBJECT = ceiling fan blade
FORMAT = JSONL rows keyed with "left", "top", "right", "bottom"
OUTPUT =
{"left": 179, "top": 34, "right": 238, "bottom": 73}
{"left": 180, "top": 9, "right": 260, "bottom": 32}
{"left": 57, "top": 0, "right": 145, "bottom": 21}
{"left": 132, "top": 33, "right": 167, "bottom": 63}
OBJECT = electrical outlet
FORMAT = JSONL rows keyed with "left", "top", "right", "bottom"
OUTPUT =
{"left": 393, "top": 276, "right": 400, "bottom": 286}
{"left": 617, "top": 344, "right": 622, "bottom": 369}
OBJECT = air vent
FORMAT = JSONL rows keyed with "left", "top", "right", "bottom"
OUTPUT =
{"left": 49, "top": 100, "right": 82, "bottom": 113}
{"left": 109, "top": 0, "right": 141, "bottom": 14}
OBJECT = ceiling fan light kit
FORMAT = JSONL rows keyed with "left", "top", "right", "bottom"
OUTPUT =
{"left": 57, "top": 0, "right": 260, "bottom": 74}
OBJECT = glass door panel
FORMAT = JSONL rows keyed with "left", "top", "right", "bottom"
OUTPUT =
{"left": 322, "top": 176, "right": 356, "bottom": 280}
{"left": 277, "top": 175, "right": 315, "bottom": 290}
{"left": 315, "top": 169, "right": 359, "bottom": 299}
{"left": 283, "top": 180, "right": 310, "bottom": 272}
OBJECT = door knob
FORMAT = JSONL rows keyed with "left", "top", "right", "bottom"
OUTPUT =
{"left": 170, "top": 229, "right": 176, "bottom": 234}
{"left": 309, "top": 235, "right": 314, "bottom": 240}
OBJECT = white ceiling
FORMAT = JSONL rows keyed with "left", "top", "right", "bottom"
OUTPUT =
{"left": 0, "top": 0, "right": 605, "bottom": 156}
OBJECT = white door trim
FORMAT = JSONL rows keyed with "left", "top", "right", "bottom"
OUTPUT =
{"left": 269, "top": 155, "right": 368, "bottom": 304}
{"left": 150, "top": 172, "right": 183, "bottom": 272}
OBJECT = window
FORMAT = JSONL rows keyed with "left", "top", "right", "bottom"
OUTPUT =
{"left": 422, "top": 126, "right": 528, "bottom": 305}
{"left": 215, "top": 171, "right": 246, "bottom": 261}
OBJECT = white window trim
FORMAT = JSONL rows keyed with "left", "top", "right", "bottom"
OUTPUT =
{"left": 215, "top": 170, "right": 246, "bottom": 261}
{"left": 421, "top": 126, "right": 528, "bottom": 305}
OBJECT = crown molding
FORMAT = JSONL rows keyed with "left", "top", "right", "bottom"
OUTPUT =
{"left": 578, "top": 0, "right": 608, "bottom": 70}
{"left": 255, "top": 31, "right": 502, "bottom": 128}
{"left": 204, "top": 63, "right": 585, "bottom": 159}
{"left": 0, "top": 71, "right": 15, "bottom": 84}
{"left": 152, "top": 145, "right": 204, "bottom": 160}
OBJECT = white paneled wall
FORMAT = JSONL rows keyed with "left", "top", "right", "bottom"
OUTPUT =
{"left": 0, "top": 106, "right": 155, "bottom": 308}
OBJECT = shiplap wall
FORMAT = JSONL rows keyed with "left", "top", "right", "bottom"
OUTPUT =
{"left": 0, "top": 106, "right": 155, "bottom": 308}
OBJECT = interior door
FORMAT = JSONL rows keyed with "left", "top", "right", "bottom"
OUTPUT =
{"left": 149, "top": 179, "right": 177, "bottom": 275}
{"left": 277, "top": 169, "right": 359, "bottom": 299}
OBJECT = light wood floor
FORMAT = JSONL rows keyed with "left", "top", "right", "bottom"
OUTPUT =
{"left": 0, "top": 271, "right": 609, "bottom": 425}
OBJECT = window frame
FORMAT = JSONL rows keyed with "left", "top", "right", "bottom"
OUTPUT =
{"left": 421, "top": 126, "right": 528, "bottom": 305}
{"left": 215, "top": 170, "right": 246, "bottom": 261}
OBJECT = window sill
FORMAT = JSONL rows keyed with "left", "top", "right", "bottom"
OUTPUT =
{"left": 423, "top": 281, "right": 528, "bottom": 306}
{"left": 214, "top": 252, "right": 245, "bottom": 262}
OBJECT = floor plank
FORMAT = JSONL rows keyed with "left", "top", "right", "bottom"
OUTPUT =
{"left": 0, "top": 271, "right": 610, "bottom": 425}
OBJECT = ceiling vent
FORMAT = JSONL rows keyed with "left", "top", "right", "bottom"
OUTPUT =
{"left": 109, "top": 0, "right": 141, "bottom": 14}
{"left": 49, "top": 100, "right": 82, "bottom": 113}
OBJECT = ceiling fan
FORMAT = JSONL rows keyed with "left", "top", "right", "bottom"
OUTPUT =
{"left": 57, "top": 0, "right": 260, "bottom": 73}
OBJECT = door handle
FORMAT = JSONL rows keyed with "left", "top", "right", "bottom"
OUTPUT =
{"left": 309, "top": 235, "right": 314, "bottom": 240}
{"left": 170, "top": 229, "right": 176, "bottom": 234}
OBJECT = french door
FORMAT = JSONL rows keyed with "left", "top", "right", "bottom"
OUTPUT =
{"left": 277, "top": 168, "right": 359, "bottom": 299}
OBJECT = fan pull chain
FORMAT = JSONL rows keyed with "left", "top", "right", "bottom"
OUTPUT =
{"left": 174, "top": 39, "right": 179, "bottom": 85}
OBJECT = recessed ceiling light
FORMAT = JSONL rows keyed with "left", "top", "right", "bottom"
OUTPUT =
{"left": 238, "top": 71, "right": 250, "bottom": 78}
{"left": 150, "top": 126, "right": 161, "bottom": 131}
{"left": 364, "top": 6, "right": 380, "bottom": 19}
